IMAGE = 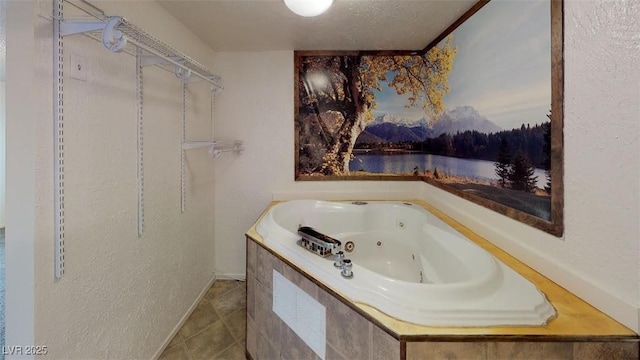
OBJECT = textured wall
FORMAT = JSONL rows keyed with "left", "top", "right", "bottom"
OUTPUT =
{"left": 0, "top": 80, "right": 5, "bottom": 228}
{"left": 211, "top": 50, "right": 424, "bottom": 278}
{"left": 29, "top": 1, "right": 217, "bottom": 358}
{"left": 213, "top": 1, "right": 640, "bottom": 333}
{"left": 561, "top": 0, "right": 639, "bottom": 327}
{"left": 5, "top": 0, "right": 36, "bottom": 353}
{"left": 0, "top": 0, "right": 5, "bottom": 228}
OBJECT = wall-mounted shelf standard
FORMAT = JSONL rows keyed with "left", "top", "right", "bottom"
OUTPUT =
{"left": 52, "top": 0, "right": 241, "bottom": 278}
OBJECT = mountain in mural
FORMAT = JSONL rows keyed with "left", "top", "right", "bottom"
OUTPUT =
{"left": 361, "top": 122, "right": 430, "bottom": 143}
{"left": 356, "top": 106, "right": 501, "bottom": 145}
{"left": 369, "top": 113, "right": 430, "bottom": 128}
{"left": 431, "top": 106, "right": 502, "bottom": 136}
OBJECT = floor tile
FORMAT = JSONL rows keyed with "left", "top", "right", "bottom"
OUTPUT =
{"left": 214, "top": 342, "right": 246, "bottom": 360}
{"left": 185, "top": 320, "right": 236, "bottom": 360}
{"left": 178, "top": 298, "right": 221, "bottom": 340}
{"left": 158, "top": 343, "right": 191, "bottom": 360}
{"left": 205, "top": 280, "right": 240, "bottom": 300}
{"left": 160, "top": 280, "right": 247, "bottom": 360}
{"left": 223, "top": 308, "right": 246, "bottom": 341}
{"left": 212, "top": 286, "right": 246, "bottom": 319}
{"left": 166, "top": 332, "right": 184, "bottom": 350}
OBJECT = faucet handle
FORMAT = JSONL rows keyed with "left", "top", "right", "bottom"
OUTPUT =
{"left": 334, "top": 251, "right": 344, "bottom": 268}
{"left": 341, "top": 259, "right": 353, "bottom": 279}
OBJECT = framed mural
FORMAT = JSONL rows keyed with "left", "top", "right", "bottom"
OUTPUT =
{"left": 294, "top": 0, "right": 563, "bottom": 236}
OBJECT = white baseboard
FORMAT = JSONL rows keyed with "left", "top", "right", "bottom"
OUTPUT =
{"left": 152, "top": 274, "right": 217, "bottom": 360}
{"left": 214, "top": 272, "right": 246, "bottom": 281}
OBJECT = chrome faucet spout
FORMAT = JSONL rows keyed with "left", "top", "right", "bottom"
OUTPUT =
{"left": 298, "top": 226, "right": 342, "bottom": 257}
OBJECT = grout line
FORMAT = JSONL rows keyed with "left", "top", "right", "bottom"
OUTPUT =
{"left": 211, "top": 340, "right": 237, "bottom": 360}
{"left": 164, "top": 280, "right": 247, "bottom": 360}
{"left": 211, "top": 280, "right": 243, "bottom": 299}
{"left": 181, "top": 311, "right": 223, "bottom": 342}
{"left": 220, "top": 308, "right": 246, "bottom": 343}
{"left": 182, "top": 338, "right": 195, "bottom": 360}
{"left": 153, "top": 274, "right": 217, "bottom": 360}
{"left": 177, "top": 335, "right": 194, "bottom": 360}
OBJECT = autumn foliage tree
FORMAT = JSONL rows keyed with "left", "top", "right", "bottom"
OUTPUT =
{"left": 297, "top": 37, "right": 457, "bottom": 175}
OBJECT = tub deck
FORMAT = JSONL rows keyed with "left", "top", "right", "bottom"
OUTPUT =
{"left": 246, "top": 200, "right": 638, "bottom": 359}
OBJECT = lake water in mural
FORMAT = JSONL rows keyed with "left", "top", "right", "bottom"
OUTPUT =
{"left": 349, "top": 153, "right": 547, "bottom": 188}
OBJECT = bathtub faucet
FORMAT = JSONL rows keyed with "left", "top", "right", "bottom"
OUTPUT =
{"left": 298, "top": 226, "right": 342, "bottom": 258}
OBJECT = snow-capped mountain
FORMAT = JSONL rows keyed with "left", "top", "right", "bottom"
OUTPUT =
{"left": 431, "top": 106, "right": 502, "bottom": 136}
{"left": 370, "top": 113, "right": 429, "bottom": 128}
{"left": 356, "top": 106, "right": 502, "bottom": 145}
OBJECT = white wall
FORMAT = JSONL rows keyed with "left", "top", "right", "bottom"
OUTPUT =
{"left": 1, "top": 80, "right": 5, "bottom": 229}
{"left": 211, "top": 51, "right": 425, "bottom": 278}
{"left": 5, "top": 1, "right": 36, "bottom": 356}
{"left": 6, "top": 1, "right": 217, "bottom": 358}
{"left": 0, "top": 0, "right": 5, "bottom": 228}
{"left": 212, "top": 1, "right": 640, "bottom": 333}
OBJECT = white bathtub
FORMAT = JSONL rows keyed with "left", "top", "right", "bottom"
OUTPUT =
{"left": 256, "top": 199, "right": 555, "bottom": 327}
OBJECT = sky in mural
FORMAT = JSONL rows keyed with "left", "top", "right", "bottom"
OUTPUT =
{"left": 374, "top": 0, "right": 551, "bottom": 131}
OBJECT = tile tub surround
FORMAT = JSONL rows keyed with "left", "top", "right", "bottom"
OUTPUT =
{"left": 246, "top": 238, "right": 401, "bottom": 360}
{"left": 245, "top": 200, "right": 639, "bottom": 360}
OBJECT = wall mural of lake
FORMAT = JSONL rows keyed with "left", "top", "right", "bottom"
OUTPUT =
{"left": 295, "top": 0, "right": 563, "bottom": 236}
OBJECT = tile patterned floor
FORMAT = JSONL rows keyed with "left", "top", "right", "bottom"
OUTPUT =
{"left": 159, "top": 280, "right": 247, "bottom": 360}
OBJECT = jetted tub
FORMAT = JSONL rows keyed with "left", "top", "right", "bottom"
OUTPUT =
{"left": 256, "top": 199, "right": 556, "bottom": 327}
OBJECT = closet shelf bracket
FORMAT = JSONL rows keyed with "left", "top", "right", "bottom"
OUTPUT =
{"left": 182, "top": 141, "right": 244, "bottom": 159}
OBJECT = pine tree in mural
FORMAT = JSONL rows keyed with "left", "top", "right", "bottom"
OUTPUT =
{"left": 542, "top": 112, "right": 552, "bottom": 194}
{"left": 494, "top": 137, "right": 511, "bottom": 188}
{"left": 509, "top": 151, "right": 538, "bottom": 192}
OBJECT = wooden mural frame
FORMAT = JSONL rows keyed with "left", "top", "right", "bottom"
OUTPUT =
{"left": 294, "top": 0, "right": 564, "bottom": 236}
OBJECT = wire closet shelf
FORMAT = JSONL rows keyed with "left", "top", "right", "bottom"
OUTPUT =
{"left": 53, "top": 0, "right": 244, "bottom": 278}
{"left": 60, "top": 15, "right": 223, "bottom": 91}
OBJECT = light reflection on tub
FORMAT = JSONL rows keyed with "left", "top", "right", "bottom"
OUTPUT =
{"left": 256, "top": 200, "right": 555, "bottom": 327}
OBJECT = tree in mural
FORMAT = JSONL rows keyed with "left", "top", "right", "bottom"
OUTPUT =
{"left": 542, "top": 112, "right": 552, "bottom": 194}
{"left": 509, "top": 151, "right": 538, "bottom": 193}
{"left": 494, "top": 137, "right": 511, "bottom": 188}
{"left": 297, "top": 37, "right": 457, "bottom": 175}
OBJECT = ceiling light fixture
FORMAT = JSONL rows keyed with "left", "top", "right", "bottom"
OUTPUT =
{"left": 284, "top": 0, "right": 333, "bottom": 17}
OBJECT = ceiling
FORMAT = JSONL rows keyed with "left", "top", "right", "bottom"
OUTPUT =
{"left": 157, "top": 0, "right": 478, "bottom": 51}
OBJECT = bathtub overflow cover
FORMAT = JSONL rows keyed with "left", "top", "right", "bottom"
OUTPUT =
{"left": 344, "top": 241, "right": 355, "bottom": 253}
